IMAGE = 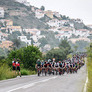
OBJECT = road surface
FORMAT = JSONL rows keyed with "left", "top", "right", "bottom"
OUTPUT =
{"left": 0, "top": 65, "right": 86, "bottom": 92}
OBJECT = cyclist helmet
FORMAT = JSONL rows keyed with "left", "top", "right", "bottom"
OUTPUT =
{"left": 59, "top": 61, "right": 61, "bottom": 63}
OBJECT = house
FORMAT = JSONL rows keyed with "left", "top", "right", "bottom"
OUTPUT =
{"left": 69, "top": 23, "right": 74, "bottom": 27}
{"left": 47, "top": 19, "right": 62, "bottom": 28}
{"left": 17, "top": 36, "right": 31, "bottom": 45}
{"left": 0, "top": 41, "right": 13, "bottom": 49}
{"left": 0, "top": 7, "right": 4, "bottom": 18}
{"left": 53, "top": 11, "right": 61, "bottom": 18}
{"left": 23, "top": 28, "right": 41, "bottom": 36}
{"left": 57, "top": 29, "right": 73, "bottom": 39}
{"left": 61, "top": 20, "right": 69, "bottom": 25}
{"left": 18, "top": 36, "right": 27, "bottom": 42}
{"left": 35, "top": 9, "right": 44, "bottom": 19}
{"left": 5, "top": 20, "right": 13, "bottom": 27}
{"left": 75, "top": 29, "right": 89, "bottom": 37}
{"left": 30, "top": 35, "right": 38, "bottom": 43}
{"left": 26, "top": 40, "right": 31, "bottom": 45}
{"left": 8, "top": 26, "right": 22, "bottom": 33}
{"left": 55, "top": 33, "right": 64, "bottom": 41}
{"left": 45, "top": 10, "right": 54, "bottom": 19}
{"left": 43, "top": 44, "right": 51, "bottom": 51}
{"left": 89, "top": 31, "right": 92, "bottom": 36}
{"left": 0, "top": 30, "right": 8, "bottom": 41}
{"left": 31, "top": 6, "right": 36, "bottom": 12}
{"left": 33, "top": 42, "right": 41, "bottom": 47}
{"left": 87, "top": 25, "right": 92, "bottom": 29}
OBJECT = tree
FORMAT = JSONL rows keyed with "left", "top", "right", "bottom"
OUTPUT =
{"left": 59, "top": 39, "right": 71, "bottom": 49}
{"left": 75, "top": 40, "right": 89, "bottom": 52}
{"left": 46, "top": 48, "right": 66, "bottom": 61}
{"left": 23, "top": 45, "right": 42, "bottom": 69}
{"left": 59, "top": 39, "right": 72, "bottom": 55}
{"left": 39, "top": 37, "right": 48, "bottom": 47}
{"left": 8, "top": 45, "right": 42, "bottom": 69}
{"left": 74, "top": 45, "right": 78, "bottom": 54}
{"left": 12, "top": 39, "right": 21, "bottom": 49}
{"left": 40, "top": 6, "right": 45, "bottom": 11}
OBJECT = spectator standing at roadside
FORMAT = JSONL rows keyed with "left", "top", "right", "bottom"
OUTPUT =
{"left": 12, "top": 58, "right": 16, "bottom": 75}
{"left": 16, "top": 59, "right": 21, "bottom": 77}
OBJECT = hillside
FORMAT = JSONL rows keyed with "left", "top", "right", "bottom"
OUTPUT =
{"left": 0, "top": 0, "right": 91, "bottom": 30}
{"left": 0, "top": 0, "right": 48, "bottom": 29}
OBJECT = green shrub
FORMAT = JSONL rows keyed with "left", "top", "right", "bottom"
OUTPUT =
{"left": 21, "top": 69, "right": 36, "bottom": 75}
{"left": 21, "top": 69, "right": 30, "bottom": 75}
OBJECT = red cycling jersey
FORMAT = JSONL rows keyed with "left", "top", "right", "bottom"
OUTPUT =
{"left": 16, "top": 63, "right": 20, "bottom": 67}
{"left": 12, "top": 62, "right": 16, "bottom": 67}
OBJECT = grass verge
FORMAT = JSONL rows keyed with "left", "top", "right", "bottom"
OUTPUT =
{"left": 0, "top": 63, "right": 16, "bottom": 80}
{"left": 0, "top": 63, "right": 36, "bottom": 80}
{"left": 87, "top": 57, "right": 92, "bottom": 92}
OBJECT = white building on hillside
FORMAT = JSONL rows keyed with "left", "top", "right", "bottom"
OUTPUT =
{"left": 87, "top": 25, "right": 92, "bottom": 29}
{"left": 35, "top": 9, "right": 45, "bottom": 19}
{"left": 23, "top": 28, "right": 41, "bottom": 36}
{"left": 47, "top": 19, "right": 62, "bottom": 28}
{"left": 17, "top": 36, "right": 31, "bottom": 45}
{"left": 69, "top": 23, "right": 74, "bottom": 27}
{"left": 0, "top": 7, "right": 4, "bottom": 18}
{"left": 53, "top": 12, "right": 61, "bottom": 18}
{"left": 75, "top": 29, "right": 89, "bottom": 37}
{"left": 55, "top": 29, "right": 73, "bottom": 39}
{"left": 61, "top": 20, "right": 69, "bottom": 25}
{"left": 30, "top": 35, "right": 38, "bottom": 43}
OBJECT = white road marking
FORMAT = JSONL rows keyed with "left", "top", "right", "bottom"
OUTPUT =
{"left": 7, "top": 76, "right": 57, "bottom": 92}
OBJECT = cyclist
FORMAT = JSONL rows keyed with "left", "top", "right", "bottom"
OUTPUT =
{"left": 66, "top": 62, "right": 70, "bottom": 74}
{"left": 16, "top": 59, "right": 21, "bottom": 77}
{"left": 72, "top": 63, "right": 75, "bottom": 73}
{"left": 36, "top": 59, "right": 41, "bottom": 76}
{"left": 41, "top": 60, "right": 44, "bottom": 75}
{"left": 47, "top": 60, "right": 52, "bottom": 75}
{"left": 44, "top": 61, "right": 48, "bottom": 76}
{"left": 55, "top": 61, "right": 59, "bottom": 75}
{"left": 58, "top": 61, "right": 63, "bottom": 75}
{"left": 70, "top": 62, "right": 73, "bottom": 73}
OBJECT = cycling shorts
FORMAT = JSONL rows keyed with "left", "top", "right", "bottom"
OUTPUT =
{"left": 13, "top": 66, "right": 16, "bottom": 70}
{"left": 16, "top": 66, "right": 20, "bottom": 71}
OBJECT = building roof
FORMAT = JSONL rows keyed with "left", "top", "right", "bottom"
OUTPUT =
{"left": 11, "top": 26, "right": 21, "bottom": 29}
{"left": 69, "top": 37, "right": 90, "bottom": 43}
{"left": 0, "top": 40, "right": 13, "bottom": 49}
{"left": 76, "top": 29, "right": 89, "bottom": 31}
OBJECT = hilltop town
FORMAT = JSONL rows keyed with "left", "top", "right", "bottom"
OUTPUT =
{"left": 0, "top": 0, "right": 92, "bottom": 55}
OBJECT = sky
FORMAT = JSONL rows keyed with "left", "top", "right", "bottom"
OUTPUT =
{"left": 27, "top": 0, "right": 92, "bottom": 25}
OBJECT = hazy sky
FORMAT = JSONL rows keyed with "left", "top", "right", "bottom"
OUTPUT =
{"left": 27, "top": 0, "right": 92, "bottom": 25}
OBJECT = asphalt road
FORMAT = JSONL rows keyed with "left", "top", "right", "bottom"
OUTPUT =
{"left": 0, "top": 65, "right": 86, "bottom": 92}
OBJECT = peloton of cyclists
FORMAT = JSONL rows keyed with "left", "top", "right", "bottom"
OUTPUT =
{"left": 35, "top": 54, "right": 85, "bottom": 76}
